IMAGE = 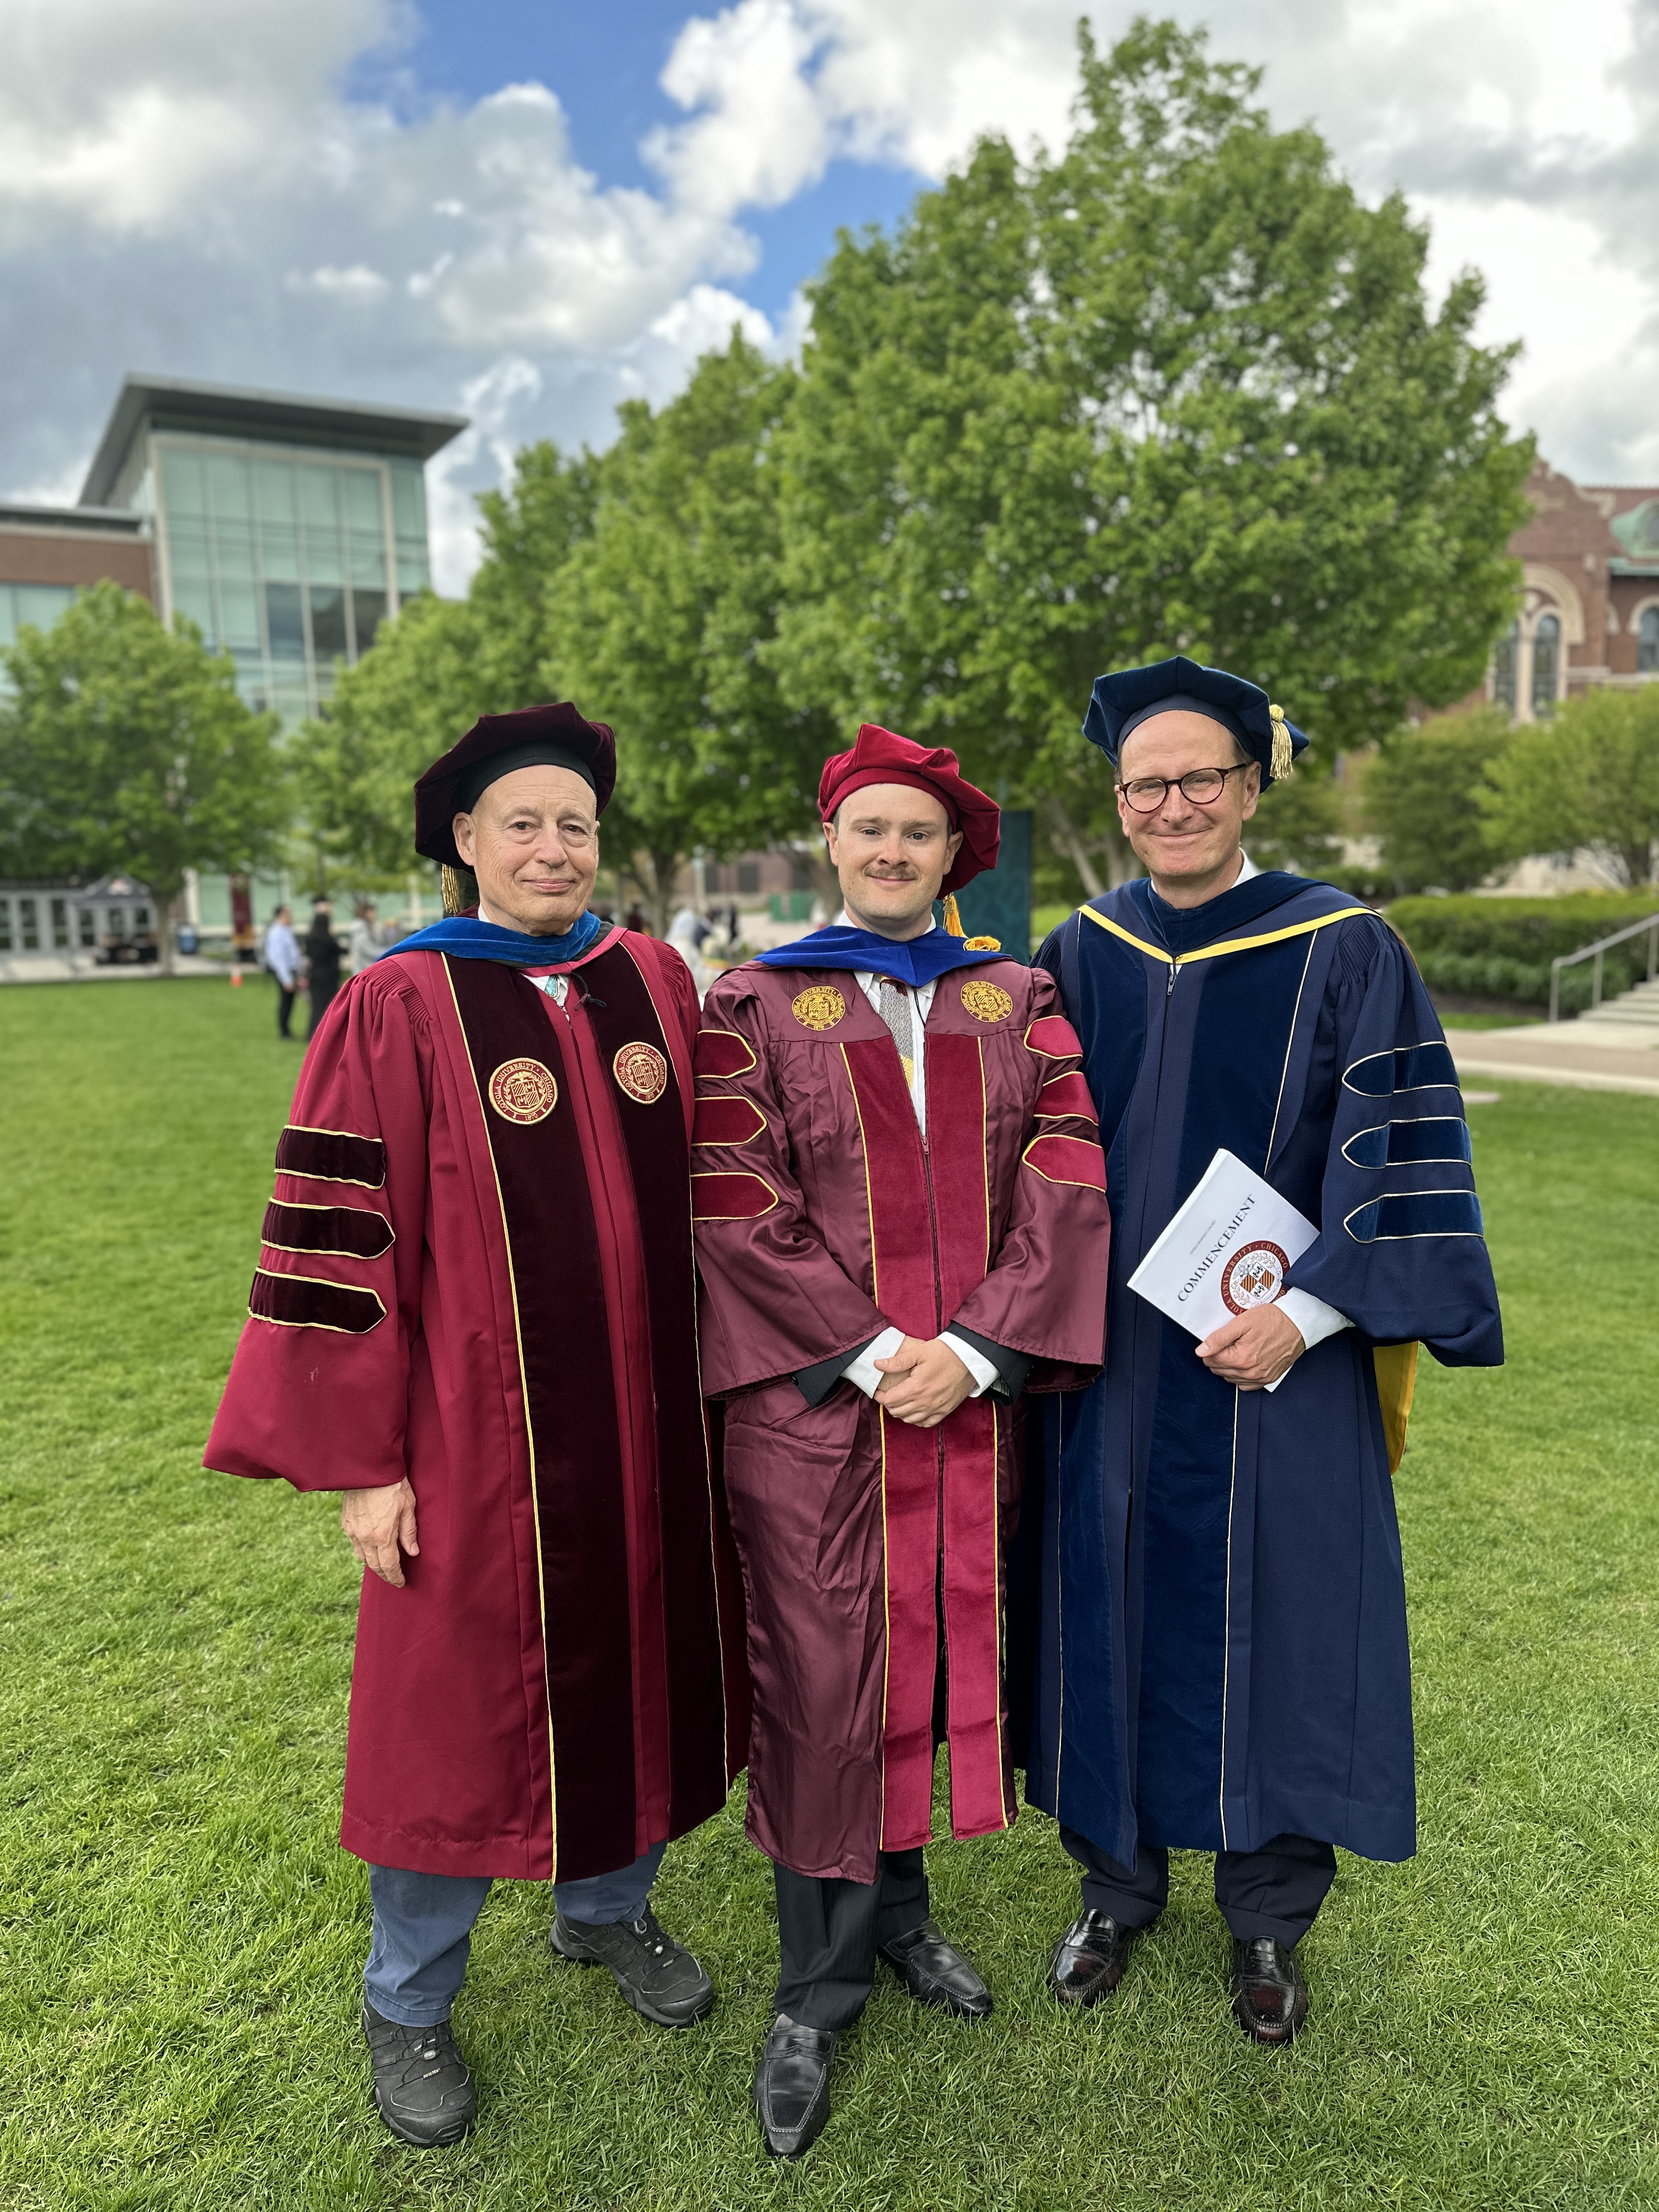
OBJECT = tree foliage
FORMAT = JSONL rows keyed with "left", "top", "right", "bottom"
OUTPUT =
{"left": 295, "top": 449, "right": 603, "bottom": 884}
{"left": 296, "top": 21, "right": 1535, "bottom": 913}
{"left": 300, "top": 338, "right": 822, "bottom": 926}
{"left": 0, "top": 583, "right": 288, "bottom": 963}
{"left": 543, "top": 335, "right": 833, "bottom": 927}
{"left": 1363, "top": 705, "right": 1512, "bottom": 893}
{"left": 1480, "top": 686, "right": 1659, "bottom": 889}
{"left": 769, "top": 18, "right": 1533, "bottom": 891}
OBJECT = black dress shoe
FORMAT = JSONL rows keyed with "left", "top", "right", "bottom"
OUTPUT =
{"left": 1047, "top": 1908, "right": 1142, "bottom": 2006}
{"left": 361, "top": 2002, "right": 476, "bottom": 2147}
{"left": 753, "top": 2012, "right": 837, "bottom": 2159}
{"left": 551, "top": 1903, "right": 715, "bottom": 2026}
{"left": 1230, "top": 1937, "right": 1308, "bottom": 2044}
{"left": 878, "top": 1918, "right": 993, "bottom": 2018}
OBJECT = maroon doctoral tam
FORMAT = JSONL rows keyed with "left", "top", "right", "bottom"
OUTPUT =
{"left": 414, "top": 702, "right": 618, "bottom": 868}
{"left": 818, "top": 724, "right": 999, "bottom": 895}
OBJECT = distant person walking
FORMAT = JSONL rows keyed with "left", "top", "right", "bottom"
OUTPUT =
{"left": 303, "top": 897, "right": 345, "bottom": 1039}
{"left": 347, "top": 900, "right": 380, "bottom": 974}
{"left": 263, "top": 905, "right": 301, "bottom": 1040}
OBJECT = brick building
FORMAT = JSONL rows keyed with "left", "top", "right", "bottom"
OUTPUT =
{"left": 1488, "top": 460, "right": 1659, "bottom": 719}
{"left": 0, "top": 498, "right": 155, "bottom": 651}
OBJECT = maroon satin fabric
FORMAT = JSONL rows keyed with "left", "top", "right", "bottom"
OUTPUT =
{"left": 693, "top": 958, "right": 1109, "bottom": 1882}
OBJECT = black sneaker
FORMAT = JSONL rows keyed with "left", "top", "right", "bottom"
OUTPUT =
{"left": 550, "top": 1904, "right": 716, "bottom": 2026}
{"left": 361, "top": 2001, "right": 476, "bottom": 2147}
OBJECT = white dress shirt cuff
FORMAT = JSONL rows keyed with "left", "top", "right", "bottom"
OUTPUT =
{"left": 842, "top": 1326, "right": 906, "bottom": 1398}
{"left": 939, "top": 1331, "right": 1001, "bottom": 1398}
{"left": 1278, "top": 1288, "right": 1352, "bottom": 1351}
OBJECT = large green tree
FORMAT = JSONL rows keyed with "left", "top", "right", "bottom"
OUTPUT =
{"left": 771, "top": 16, "right": 1533, "bottom": 893}
{"left": 0, "top": 583, "right": 288, "bottom": 968}
{"left": 296, "top": 446, "right": 604, "bottom": 883}
{"left": 1480, "top": 686, "right": 1659, "bottom": 888}
{"left": 543, "top": 334, "right": 833, "bottom": 928}
{"left": 302, "top": 338, "right": 824, "bottom": 926}
{"left": 1363, "top": 706, "right": 1513, "bottom": 893}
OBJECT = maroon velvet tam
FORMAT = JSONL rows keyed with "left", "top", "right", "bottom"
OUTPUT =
{"left": 817, "top": 724, "right": 999, "bottom": 894}
{"left": 414, "top": 702, "right": 617, "bottom": 867}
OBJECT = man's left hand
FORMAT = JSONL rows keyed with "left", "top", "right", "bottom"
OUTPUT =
{"left": 874, "top": 1336, "right": 977, "bottom": 1427}
{"left": 1196, "top": 1303, "right": 1305, "bottom": 1391}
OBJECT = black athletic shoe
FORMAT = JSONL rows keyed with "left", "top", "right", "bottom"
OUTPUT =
{"left": 361, "top": 2002, "right": 476, "bottom": 2148}
{"left": 550, "top": 1904, "right": 716, "bottom": 2026}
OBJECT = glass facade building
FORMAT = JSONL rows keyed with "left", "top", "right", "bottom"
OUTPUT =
{"left": 80, "top": 377, "right": 466, "bottom": 726}
{"left": 0, "top": 582, "right": 76, "bottom": 650}
{"left": 150, "top": 443, "right": 430, "bottom": 723}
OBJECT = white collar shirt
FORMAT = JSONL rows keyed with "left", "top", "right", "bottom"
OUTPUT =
{"left": 838, "top": 910, "right": 938, "bottom": 1136}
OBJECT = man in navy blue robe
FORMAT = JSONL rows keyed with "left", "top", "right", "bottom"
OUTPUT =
{"left": 1018, "top": 658, "right": 1502, "bottom": 2042}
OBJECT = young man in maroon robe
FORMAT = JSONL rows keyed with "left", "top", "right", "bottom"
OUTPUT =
{"left": 692, "top": 725, "right": 1111, "bottom": 2157}
{"left": 205, "top": 704, "right": 748, "bottom": 2148}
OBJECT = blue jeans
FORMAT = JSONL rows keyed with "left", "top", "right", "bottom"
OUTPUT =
{"left": 364, "top": 1842, "right": 669, "bottom": 2026}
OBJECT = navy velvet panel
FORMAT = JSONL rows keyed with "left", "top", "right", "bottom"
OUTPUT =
{"left": 1342, "top": 1039, "right": 1460, "bottom": 1097}
{"left": 1175, "top": 938, "right": 1324, "bottom": 1192}
{"left": 1345, "top": 1189, "right": 1485, "bottom": 1242}
{"left": 1133, "top": 1328, "right": 1235, "bottom": 1847}
{"left": 1342, "top": 1116, "right": 1472, "bottom": 1170}
{"left": 1286, "top": 931, "right": 1503, "bottom": 1365}
{"left": 1132, "top": 938, "right": 1319, "bottom": 1847}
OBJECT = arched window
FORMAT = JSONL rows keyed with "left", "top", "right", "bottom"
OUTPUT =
{"left": 1531, "top": 612, "right": 1560, "bottom": 717}
{"left": 1640, "top": 606, "right": 1659, "bottom": 674}
{"left": 1492, "top": 618, "right": 1519, "bottom": 712}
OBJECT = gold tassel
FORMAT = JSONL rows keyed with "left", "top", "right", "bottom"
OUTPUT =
{"left": 441, "top": 864, "right": 476, "bottom": 916}
{"left": 941, "top": 891, "right": 966, "bottom": 936}
{"left": 1268, "top": 703, "right": 1295, "bottom": 782}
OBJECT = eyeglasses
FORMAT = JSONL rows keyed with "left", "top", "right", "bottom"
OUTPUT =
{"left": 1115, "top": 763, "right": 1253, "bottom": 814}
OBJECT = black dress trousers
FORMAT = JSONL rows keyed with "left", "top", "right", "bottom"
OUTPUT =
{"left": 772, "top": 1576, "right": 951, "bottom": 2029}
{"left": 1062, "top": 1826, "right": 1336, "bottom": 1946}
{"left": 773, "top": 1849, "right": 930, "bottom": 2030}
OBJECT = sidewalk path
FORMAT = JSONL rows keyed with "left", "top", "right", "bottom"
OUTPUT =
{"left": 1448, "top": 1023, "right": 1659, "bottom": 1099}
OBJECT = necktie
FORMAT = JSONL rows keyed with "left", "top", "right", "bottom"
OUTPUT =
{"left": 877, "top": 977, "right": 915, "bottom": 1088}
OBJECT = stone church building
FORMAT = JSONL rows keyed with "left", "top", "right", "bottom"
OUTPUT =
{"left": 1488, "top": 461, "right": 1659, "bottom": 719}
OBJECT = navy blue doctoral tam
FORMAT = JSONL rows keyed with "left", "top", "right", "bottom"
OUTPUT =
{"left": 1083, "top": 655, "right": 1310, "bottom": 787}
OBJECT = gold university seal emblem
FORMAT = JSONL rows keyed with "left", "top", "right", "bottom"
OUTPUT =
{"left": 791, "top": 985, "right": 847, "bottom": 1031}
{"left": 960, "top": 978, "right": 1013, "bottom": 1023}
{"left": 1220, "top": 1239, "right": 1290, "bottom": 1316}
{"left": 613, "top": 1041, "right": 669, "bottom": 1104}
{"left": 488, "top": 1057, "right": 558, "bottom": 1124}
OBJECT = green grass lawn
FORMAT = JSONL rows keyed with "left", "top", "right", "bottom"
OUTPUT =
{"left": 3, "top": 978, "right": 1657, "bottom": 2210}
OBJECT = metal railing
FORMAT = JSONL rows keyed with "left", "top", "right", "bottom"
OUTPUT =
{"left": 1549, "top": 912, "right": 1659, "bottom": 1022}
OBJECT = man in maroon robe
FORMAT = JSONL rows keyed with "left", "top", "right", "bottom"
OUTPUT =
{"left": 692, "top": 725, "right": 1111, "bottom": 2157}
{"left": 205, "top": 704, "right": 747, "bottom": 2148}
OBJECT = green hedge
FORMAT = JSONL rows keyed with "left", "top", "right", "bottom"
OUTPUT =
{"left": 1386, "top": 894, "right": 1659, "bottom": 1007}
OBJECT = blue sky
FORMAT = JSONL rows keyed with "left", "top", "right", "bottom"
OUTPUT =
{"left": 359, "top": 0, "right": 926, "bottom": 315}
{"left": 1, "top": 1, "right": 1654, "bottom": 588}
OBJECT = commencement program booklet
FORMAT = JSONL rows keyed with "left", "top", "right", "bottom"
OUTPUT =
{"left": 1126, "top": 1148, "right": 1319, "bottom": 1392}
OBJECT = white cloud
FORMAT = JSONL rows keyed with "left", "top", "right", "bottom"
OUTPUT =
{"left": 0, "top": 0, "right": 1651, "bottom": 585}
{"left": 288, "top": 264, "right": 393, "bottom": 301}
